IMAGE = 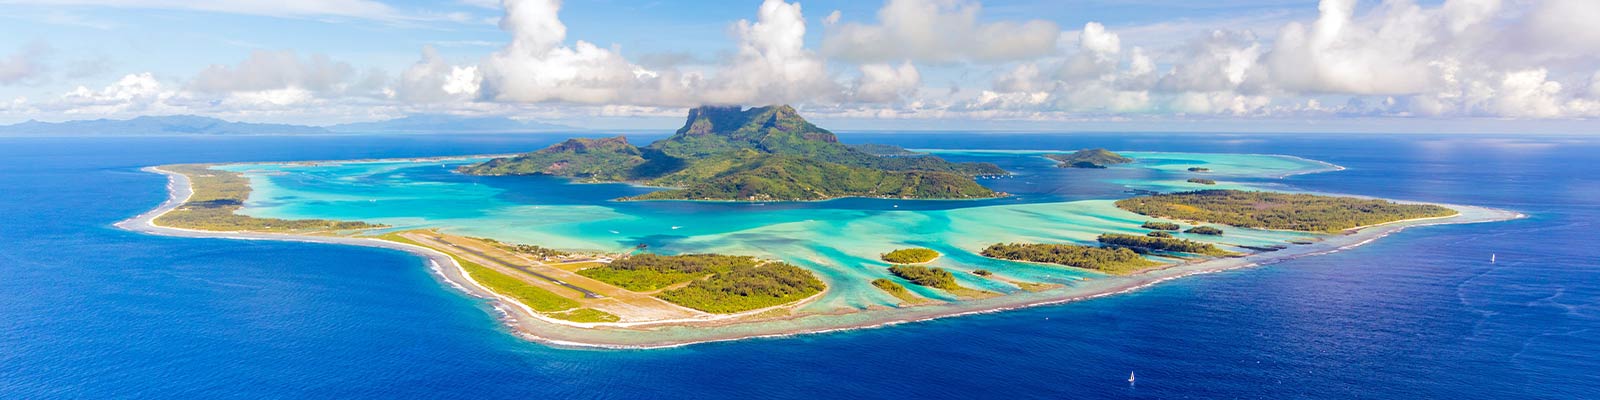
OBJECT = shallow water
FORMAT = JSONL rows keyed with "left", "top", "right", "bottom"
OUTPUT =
{"left": 2, "top": 133, "right": 1595, "bottom": 398}
{"left": 217, "top": 149, "right": 1329, "bottom": 310}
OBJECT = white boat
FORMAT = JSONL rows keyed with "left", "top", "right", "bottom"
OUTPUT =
{"left": 1491, "top": 253, "right": 1497, "bottom": 263}
{"left": 1128, "top": 371, "right": 1135, "bottom": 384}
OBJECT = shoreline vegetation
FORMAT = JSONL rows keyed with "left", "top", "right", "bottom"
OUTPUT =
{"left": 116, "top": 152, "right": 1521, "bottom": 349}
{"left": 881, "top": 248, "right": 940, "bottom": 264}
{"left": 1046, "top": 148, "right": 1134, "bottom": 168}
{"left": 153, "top": 164, "right": 384, "bottom": 233}
{"left": 1115, "top": 190, "right": 1460, "bottom": 233}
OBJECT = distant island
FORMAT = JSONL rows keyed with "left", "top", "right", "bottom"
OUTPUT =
{"left": 1046, "top": 148, "right": 1133, "bottom": 168}
{"left": 1115, "top": 190, "right": 1459, "bottom": 233}
{"left": 463, "top": 105, "right": 1008, "bottom": 201}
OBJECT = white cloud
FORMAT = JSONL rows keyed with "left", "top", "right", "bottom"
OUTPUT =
{"left": 397, "top": 46, "right": 481, "bottom": 102}
{"left": 190, "top": 50, "right": 363, "bottom": 95}
{"left": 701, "top": 0, "right": 836, "bottom": 105}
{"left": 821, "top": 0, "right": 1059, "bottom": 63}
{"left": 57, "top": 72, "right": 183, "bottom": 115}
{"left": 851, "top": 62, "right": 920, "bottom": 103}
{"left": 478, "top": 0, "right": 660, "bottom": 104}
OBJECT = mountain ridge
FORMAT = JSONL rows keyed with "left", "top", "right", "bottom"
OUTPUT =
{"left": 463, "top": 105, "right": 1009, "bottom": 201}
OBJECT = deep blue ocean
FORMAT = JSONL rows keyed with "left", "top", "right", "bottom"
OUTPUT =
{"left": 2, "top": 132, "right": 1596, "bottom": 399}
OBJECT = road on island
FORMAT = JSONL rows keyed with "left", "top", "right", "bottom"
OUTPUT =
{"left": 424, "top": 235, "right": 606, "bottom": 299}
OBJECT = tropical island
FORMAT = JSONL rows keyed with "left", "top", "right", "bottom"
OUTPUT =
{"left": 463, "top": 105, "right": 1006, "bottom": 201}
{"left": 114, "top": 107, "right": 1522, "bottom": 349}
{"left": 881, "top": 248, "right": 941, "bottom": 264}
{"left": 1047, "top": 148, "right": 1134, "bottom": 168}
{"left": 1114, "top": 190, "right": 1459, "bottom": 233}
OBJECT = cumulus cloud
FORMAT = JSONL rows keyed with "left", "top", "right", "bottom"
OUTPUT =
{"left": 700, "top": 0, "right": 836, "bottom": 105}
{"left": 477, "top": 0, "right": 666, "bottom": 104}
{"left": 396, "top": 46, "right": 481, "bottom": 102}
{"left": 821, "top": 0, "right": 1058, "bottom": 64}
{"left": 850, "top": 62, "right": 920, "bottom": 103}
{"left": 57, "top": 72, "right": 182, "bottom": 115}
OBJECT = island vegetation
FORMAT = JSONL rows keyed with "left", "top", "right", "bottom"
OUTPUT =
{"left": 1188, "top": 167, "right": 1211, "bottom": 172}
{"left": 871, "top": 278, "right": 934, "bottom": 305}
{"left": 377, "top": 233, "right": 618, "bottom": 322}
{"left": 1114, "top": 190, "right": 1459, "bottom": 233}
{"left": 972, "top": 269, "right": 993, "bottom": 276}
{"left": 155, "top": 164, "right": 382, "bottom": 233}
{"left": 464, "top": 105, "right": 1007, "bottom": 201}
{"left": 881, "top": 248, "right": 941, "bottom": 264}
{"left": 980, "top": 243, "right": 1162, "bottom": 275}
{"left": 577, "top": 253, "right": 758, "bottom": 292}
{"left": 1046, "top": 148, "right": 1134, "bottom": 168}
{"left": 1097, "top": 233, "right": 1238, "bottom": 257}
{"left": 1185, "top": 226, "right": 1224, "bottom": 235}
{"left": 1187, "top": 178, "right": 1217, "bottom": 185}
{"left": 1141, "top": 221, "right": 1180, "bottom": 230}
{"left": 655, "top": 262, "right": 826, "bottom": 313}
{"left": 1147, "top": 231, "right": 1173, "bottom": 238}
{"left": 887, "top": 265, "right": 960, "bottom": 290}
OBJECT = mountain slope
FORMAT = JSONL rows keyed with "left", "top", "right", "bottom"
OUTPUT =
{"left": 462, "top": 105, "right": 1010, "bottom": 201}
{"left": 465, "top": 136, "right": 648, "bottom": 181}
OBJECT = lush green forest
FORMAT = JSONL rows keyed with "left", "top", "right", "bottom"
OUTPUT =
{"left": 881, "top": 248, "right": 941, "bottom": 264}
{"left": 1147, "top": 231, "right": 1173, "bottom": 238}
{"left": 1185, "top": 226, "right": 1224, "bottom": 235}
{"left": 462, "top": 136, "right": 647, "bottom": 180}
{"left": 577, "top": 253, "right": 758, "bottom": 292}
{"left": 888, "top": 265, "right": 961, "bottom": 290}
{"left": 1046, "top": 148, "right": 1134, "bottom": 168}
{"left": 656, "top": 262, "right": 825, "bottom": 313}
{"left": 980, "top": 243, "right": 1161, "bottom": 274}
{"left": 156, "top": 165, "right": 382, "bottom": 233}
{"left": 1141, "top": 221, "right": 1180, "bottom": 230}
{"left": 1187, "top": 178, "right": 1217, "bottom": 185}
{"left": 463, "top": 105, "right": 1006, "bottom": 201}
{"left": 1115, "top": 190, "right": 1458, "bottom": 232}
{"left": 628, "top": 154, "right": 995, "bottom": 201}
{"left": 1097, "top": 233, "right": 1238, "bottom": 256}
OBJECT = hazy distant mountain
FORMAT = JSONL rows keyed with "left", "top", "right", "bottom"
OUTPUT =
{"left": 327, "top": 114, "right": 574, "bottom": 133}
{"left": 0, "top": 115, "right": 329, "bottom": 136}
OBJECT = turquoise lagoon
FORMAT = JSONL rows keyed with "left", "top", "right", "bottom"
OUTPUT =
{"left": 217, "top": 151, "right": 1333, "bottom": 314}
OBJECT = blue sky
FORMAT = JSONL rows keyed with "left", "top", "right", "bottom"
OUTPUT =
{"left": 1, "top": 0, "right": 1597, "bottom": 133}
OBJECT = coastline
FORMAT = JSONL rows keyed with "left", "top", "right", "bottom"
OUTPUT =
{"left": 119, "top": 163, "right": 1523, "bottom": 350}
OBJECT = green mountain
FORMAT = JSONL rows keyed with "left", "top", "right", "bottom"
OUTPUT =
{"left": 1046, "top": 148, "right": 1134, "bottom": 168}
{"left": 466, "top": 136, "right": 647, "bottom": 181}
{"left": 462, "top": 105, "right": 1008, "bottom": 201}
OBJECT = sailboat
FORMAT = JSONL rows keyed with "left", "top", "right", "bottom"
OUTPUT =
{"left": 1491, "top": 254, "right": 1497, "bottom": 263}
{"left": 1128, "top": 371, "right": 1136, "bottom": 384}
